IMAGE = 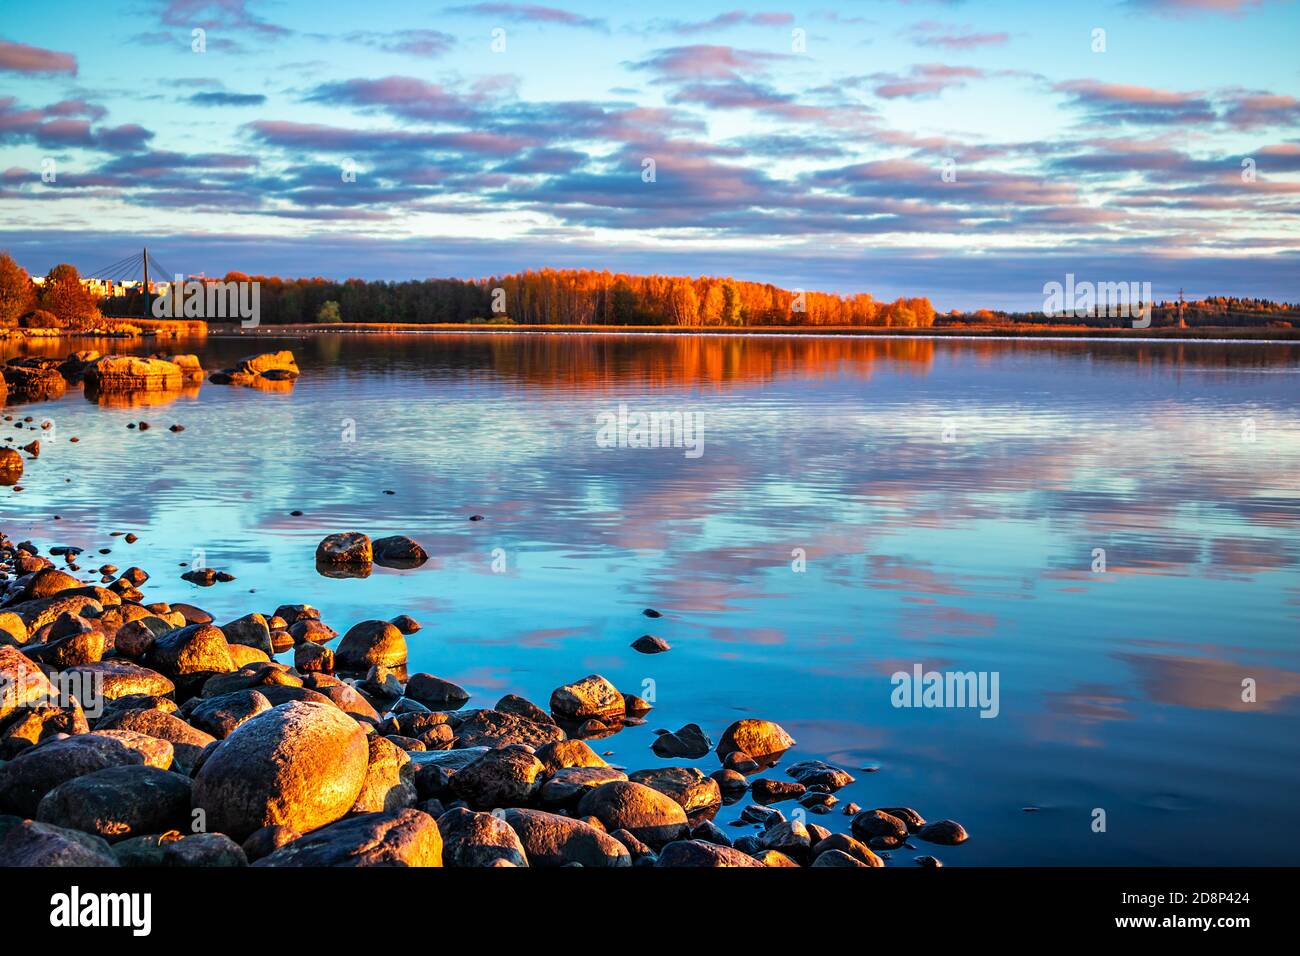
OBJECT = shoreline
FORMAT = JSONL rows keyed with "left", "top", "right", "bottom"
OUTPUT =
{"left": 124, "top": 321, "right": 1300, "bottom": 343}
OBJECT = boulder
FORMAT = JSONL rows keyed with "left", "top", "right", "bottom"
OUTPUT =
{"left": 36, "top": 765, "right": 193, "bottom": 842}
{"left": 539, "top": 766, "right": 628, "bottom": 806}
{"left": 253, "top": 808, "right": 442, "bottom": 867}
{"left": 1, "top": 702, "right": 89, "bottom": 755}
{"left": 372, "top": 536, "right": 428, "bottom": 567}
{"left": 495, "top": 694, "right": 554, "bottom": 725}
{"left": 0, "top": 819, "right": 118, "bottom": 866}
{"left": 83, "top": 355, "right": 184, "bottom": 391}
{"left": 651, "top": 722, "right": 712, "bottom": 759}
{"left": 812, "top": 832, "right": 883, "bottom": 866}
{"left": 241, "top": 825, "right": 300, "bottom": 863}
{"left": 0, "top": 447, "right": 23, "bottom": 485}
{"left": 113, "top": 615, "right": 175, "bottom": 659}
{"left": 334, "top": 619, "right": 406, "bottom": 671}
{"left": 350, "top": 735, "right": 418, "bottom": 813}
{"left": 0, "top": 644, "right": 57, "bottom": 723}
{"left": 450, "top": 746, "right": 546, "bottom": 809}
{"left": 715, "top": 718, "right": 796, "bottom": 763}
{"left": 916, "top": 819, "right": 969, "bottom": 845}
{"left": 237, "top": 351, "right": 299, "bottom": 376}
{"left": 405, "top": 673, "right": 470, "bottom": 710}
{"left": 627, "top": 767, "right": 722, "bottom": 815}
{"left": 502, "top": 808, "right": 631, "bottom": 868}
{"left": 65, "top": 660, "right": 175, "bottom": 701}
{"left": 437, "top": 807, "right": 529, "bottom": 867}
{"left": 191, "top": 701, "right": 369, "bottom": 839}
{"left": 576, "top": 781, "right": 689, "bottom": 848}
{"left": 751, "top": 778, "right": 806, "bottom": 804}
{"left": 851, "top": 809, "right": 910, "bottom": 845}
{"left": 549, "top": 674, "right": 624, "bottom": 721}
{"left": 786, "top": 759, "right": 855, "bottom": 791}
{"left": 95, "top": 709, "right": 214, "bottom": 772}
{"left": 145, "top": 622, "right": 235, "bottom": 678}
{"left": 812, "top": 848, "right": 869, "bottom": 867}
{"left": 656, "top": 839, "right": 764, "bottom": 867}
{"left": 188, "top": 689, "right": 272, "bottom": 738}
{"left": 222, "top": 613, "right": 274, "bottom": 655}
{"left": 534, "top": 739, "right": 606, "bottom": 773}
{"left": 451, "top": 709, "right": 566, "bottom": 749}
{"left": 315, "top": 533, "right": 372, "bottom": 566}
{"left": 0, "top": 730, "right": 173, "bottom": 815}
{"left": 2, "top": 364, "right": 67, "bottom": 401}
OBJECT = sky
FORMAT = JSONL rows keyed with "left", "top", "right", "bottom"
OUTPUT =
{"left": 2, "top": 0, "right": 1299, "bottom": 310}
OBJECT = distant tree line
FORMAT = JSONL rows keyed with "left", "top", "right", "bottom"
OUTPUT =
{"left": 2, "top": 254, "right": 1296, "bottom": 330}
{"left": 101, "top": 268, "right": 938, "bottom": 328}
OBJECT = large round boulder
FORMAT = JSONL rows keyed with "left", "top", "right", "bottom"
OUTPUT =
{"left": 575, "top": 781, "right": 689, "bottom": 848}
{"left": 191, "top": 701, "right": 369, "bottom": 840}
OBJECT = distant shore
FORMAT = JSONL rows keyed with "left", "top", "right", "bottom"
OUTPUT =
{"left": 9, "top": 320, "right": 1299, "bottom": 343}
{"left": 196, "top": 322, "right": 1300, "bottom": 342}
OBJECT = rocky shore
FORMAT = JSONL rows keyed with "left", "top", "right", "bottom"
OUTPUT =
{"left": 0, "top": 533, "right": 969, "bottom": 868}
{"left": 0, "top": 345, "right": 969, "bottom": 868}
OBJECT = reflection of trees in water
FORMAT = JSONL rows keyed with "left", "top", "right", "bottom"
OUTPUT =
{"left": 5, "top": 333, "right": 1299, "bottom": 397}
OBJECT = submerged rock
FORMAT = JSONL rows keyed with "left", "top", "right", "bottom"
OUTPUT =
{"left": 916, "top": 819, "right": 969, "bottom": 845}
{"left": 651, "top": 722, "right": 712, "bottom": 759}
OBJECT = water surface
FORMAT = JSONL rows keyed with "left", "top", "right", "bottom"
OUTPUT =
{"left": 5, "top": 332, "right": 1298, "bottom": 865}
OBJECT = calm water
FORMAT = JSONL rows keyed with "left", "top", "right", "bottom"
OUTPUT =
{"left": 5, "top": 332, "right": 1299, "bottom": 865}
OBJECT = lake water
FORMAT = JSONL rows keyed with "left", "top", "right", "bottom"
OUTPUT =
{"left": 4, "top": 332, "right": 1299, "bottom": 865}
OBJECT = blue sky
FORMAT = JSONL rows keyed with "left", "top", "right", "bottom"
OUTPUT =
{"left": 2, "top": 0, "right": 1299, "bottom": 308}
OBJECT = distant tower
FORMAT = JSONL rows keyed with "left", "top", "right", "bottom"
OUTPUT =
{"left": 1177, "top": 287, "right": 1187, "bottom": 328}
{"left": 141, "top": 246, "right": 152, "bottom": 318}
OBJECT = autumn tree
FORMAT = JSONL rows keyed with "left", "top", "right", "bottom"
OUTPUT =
{"left": 0, "top": 253, "right": 33, "bottom": 327}
{"left": 317, "top": 300, "right": 342, "bottom": 323}
{"left": 39, "top": 263, "right": 100, "bottom": 326}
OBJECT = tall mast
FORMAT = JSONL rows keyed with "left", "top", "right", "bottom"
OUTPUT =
{"left": 142, "top": 246, "right": 150, "bottom": 316}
